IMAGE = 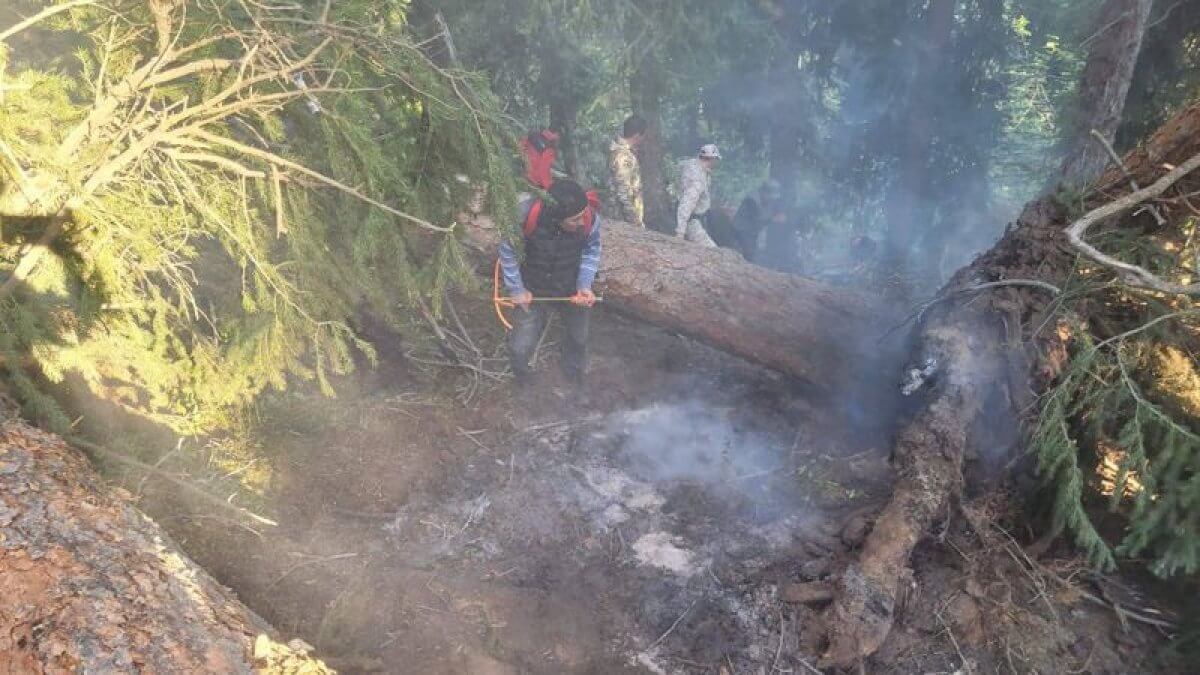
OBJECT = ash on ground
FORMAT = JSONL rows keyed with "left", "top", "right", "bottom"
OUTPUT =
{"left": 376, "top": 390, "right": 890, "bottom": 674}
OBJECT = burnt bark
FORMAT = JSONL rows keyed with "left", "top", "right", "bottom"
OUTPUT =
{"left": 1060, "top": 0, "right": 1154, "bottom": 186}
{"left": 820, "top": 97, "right": 1200, "bottom": 668}
{"left": 462, "top": 218, "right": 892, "bottom": 394}
{"left": 0, "top": 411, "right": 321, "bottom": 672}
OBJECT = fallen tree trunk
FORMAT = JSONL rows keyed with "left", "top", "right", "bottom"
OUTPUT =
{"left": 461, "top": 217, "right": 893, "bottom": 393}
{"left": 0, "top": 409, "right": 325, "bottom": 672}
{"left": 820, "top": 98, "right": 1200, "bottom": 667}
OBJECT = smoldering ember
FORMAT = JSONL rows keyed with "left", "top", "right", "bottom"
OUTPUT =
{"left": 3, "top": 1, "right": 1200, "bottom": 673}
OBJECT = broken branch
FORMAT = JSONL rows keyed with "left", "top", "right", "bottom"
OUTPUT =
{"left": 1089, "top": 129, "right": 1165, "bottom": 225}
{"left": 0, "top": 0, "right": 97, "bottom": 43}
{"left": 69, "top": 435, "right": 279, "bottom": 527}
{"left": 189, "top": 128, "right": 454, "bottom": 232}
{"left": 1065, "top": 149, "right": 1200, "bottom": 295}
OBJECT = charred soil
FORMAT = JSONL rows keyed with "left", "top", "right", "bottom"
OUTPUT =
{"left": 117, "top": 295, "right": 1175, "bottom": 674}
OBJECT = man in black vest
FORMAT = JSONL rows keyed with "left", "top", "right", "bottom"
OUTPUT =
{"left": 498, "top": 180, "right": 601, "bottom": 388}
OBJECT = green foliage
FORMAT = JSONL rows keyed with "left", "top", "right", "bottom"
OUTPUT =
{"left": 0, "top": 0, "right": 518, "bottom": 433}
{"left": 1033, "top": 310, "right": 1200, "bottom": 577}
{"left": 993, "top": 5, "right": 1089, "bottom": 204}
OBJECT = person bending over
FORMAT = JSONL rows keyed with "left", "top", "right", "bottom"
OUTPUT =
{"left": 498, "top": 180, "right": 601, "bottom": 388}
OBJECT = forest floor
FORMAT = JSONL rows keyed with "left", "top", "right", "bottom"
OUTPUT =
{"left": 107, "top": 295, "right": 1178, "bottom": 674}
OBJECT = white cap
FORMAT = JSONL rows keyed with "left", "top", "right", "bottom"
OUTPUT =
{"left": 699, "top": 143, "right": 722, "bottom": 159}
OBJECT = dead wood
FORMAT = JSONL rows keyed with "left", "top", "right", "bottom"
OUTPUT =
{"left": 461, "top": 215, "right": 895, "bottom": 395}
{"left": 819, "top": 98, "right": 1200, "bottom": 668}
{"left": 0, "top": 409, "right": 324, "bottom": 672}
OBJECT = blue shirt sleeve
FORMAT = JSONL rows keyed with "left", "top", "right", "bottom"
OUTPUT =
{"left": 498, "top": 239, "right": 525, "bottom": 295}
{"left": 499, "top": 200, "right": 533, "bottom": 295}
{"left": 576, "top": 216, "right": 602, "bottom": 291}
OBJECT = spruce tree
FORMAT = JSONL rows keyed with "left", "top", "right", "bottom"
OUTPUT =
{"left": 0, "top": 0, "right": 518, "bottom": 433}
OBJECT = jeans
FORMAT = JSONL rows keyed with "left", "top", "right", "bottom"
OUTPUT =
{"left": 508, "top": 303, "right": 590, "bottom": 382}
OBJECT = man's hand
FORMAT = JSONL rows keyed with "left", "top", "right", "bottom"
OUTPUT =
{"left": 511, "top": 290, "right": 533, "bottom": 310}
{"left": 571, "top": 289, "right": 596, "bottom": 307}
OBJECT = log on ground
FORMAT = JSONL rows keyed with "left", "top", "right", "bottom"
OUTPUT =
{"left": 0, "top": 408, "right": 325, "bottom": 673}
{"left": 462, "top": 217, "right": 894, "bottom": 393}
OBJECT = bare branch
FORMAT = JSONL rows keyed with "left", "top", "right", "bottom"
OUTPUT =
{"left": 0, "top": 0, "right": 97, "bottom": 43}
{"left": 162, "top": 148, "right": 266, "bottom": 177}
{"left": 1065, "top": 150, "right": 1200, "bottom": 295}
{"left": 189, "top": 129, "right": 454, "bottom": 232}
{"left": 1089, "top": 129, "right": 1165, "bottom": 225}
{"left": 139, "top": 57, "right": 238, "bottom": 89}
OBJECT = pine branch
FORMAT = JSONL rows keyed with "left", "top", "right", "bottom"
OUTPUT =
{"left": 188, "top": 128, "right": 454, "bottom": 232}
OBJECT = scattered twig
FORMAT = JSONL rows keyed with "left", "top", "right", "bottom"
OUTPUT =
{"left": 268, "top": 552, "right": 358, "bottom": 589}
{"left": 457, "top": 426, "right": 493, "bottom": 453}
{"left": 993, "top": 524, "right": 1175, "bottom": 631}
{"left": 646, "top": 599, "right": 698, "bottom": 651}
{"left": 522, "top": 419, "right": 571, "bottom": 433}
{"left": 935, "top": 607, "right": 971, "bottom": 674}
{"left": 69, "top": 436, "right": 278, "bottom": 527}
{"left": 795, "top": 655, "right": 823, "bottom": 675}
{"left": 135, "top": 437, "right": 186, "bottom": 497}
{"left": 530, "top": 313, "right": 555, "bottom": 367}
{"left": 771, "top": 612, "right": 786, "bottom": 673}
{"left": 443, "top": 294, "right": 480, "bottom": 356}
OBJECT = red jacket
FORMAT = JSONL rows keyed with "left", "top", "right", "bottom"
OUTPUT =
{"left": 520, "top": 130, "right": 559, "bottom": 189}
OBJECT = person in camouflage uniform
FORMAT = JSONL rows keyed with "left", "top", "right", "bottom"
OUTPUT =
{"left": 675, "top": 144, "right": 721, "bottom": 247}
{"left": 608, "top": 115, "right": 647, "bottom": 227}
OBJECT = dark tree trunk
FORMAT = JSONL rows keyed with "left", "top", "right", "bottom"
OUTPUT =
{"left": 767, "top": 59, "right": 804, "bottom": 189}
{"left": 630, "top": 55, "right": 672, "bottom": 233}
{"left": 0, "top": 413, "right": 323, "bottom": 672}
{"left": 1060, "top": 0, "right": 1154, "bottom": 186}
{"left": 549, "top": 97, "right": 583, "bottom": 182}
{"left": 461, "top": 217, "right": 894, "bottom": 395}
{"left": 821, "top": 96, "right": 1200, "bottom": 669}
{"left": 882, "top": 0, "right": 957, "bottom": 285}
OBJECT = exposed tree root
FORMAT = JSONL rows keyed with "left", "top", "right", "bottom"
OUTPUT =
{"left": 822, "top": 312, "right": 1003, "bottom": 666}
{"left": 820, "top": 98, "right": 1200, "bottom": 668}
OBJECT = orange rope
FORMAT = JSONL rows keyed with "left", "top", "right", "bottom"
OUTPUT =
{"left": 493, "top": 259, "right": 602, "bottom": 331}
{"left": 493, "top": 259, "right": 514, "bottom": 331}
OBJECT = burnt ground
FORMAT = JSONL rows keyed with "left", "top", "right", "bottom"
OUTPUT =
{"left": 117, "top": 295, "right": 1177, "bottom": 674}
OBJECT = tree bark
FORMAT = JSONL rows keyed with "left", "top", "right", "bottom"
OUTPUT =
{"left": 629, "top": 54, "right": 672, "bottom": 233}
{"left": 1059, "top": 0, "right": 1154, "bottom": 186}
{"left": 820, "top": 96, "right": 1200, "bottom": 669}
{"left": 0, "top": 412, "right": 322, "bottom": 672}
{"left": 462, "top": 218, "right": 893, "bottom": 394}
{"left": 549, "top": 97, "right": 584, "bottom": 182}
